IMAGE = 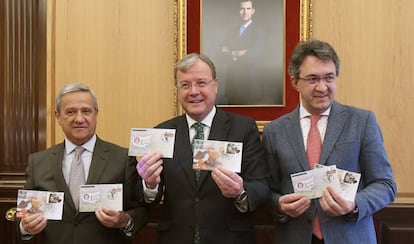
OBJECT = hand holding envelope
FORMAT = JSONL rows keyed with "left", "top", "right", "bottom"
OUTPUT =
{"left": 319, "top": 185, "right": 357, "bottom": 217}
{"left": 136, "top": 152, "right": 163, "bottom": 189}
{"left": 211, "top": 167, "right": 244, "bottom": 199}
{"left": 290, "top": 165, "right": 360, "bottom": 201}
{"left": 288, "top": 165, "right": 361, "bottom": 217}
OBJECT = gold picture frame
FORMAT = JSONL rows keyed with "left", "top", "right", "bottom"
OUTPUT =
{"left": 175, "top": 0, "right": 312, "bottom": 131}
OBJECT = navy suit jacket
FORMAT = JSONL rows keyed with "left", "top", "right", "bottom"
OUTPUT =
{"left": 19, "top": 137, "right": 148, "bottom": 244}
{"left": 263, "top": 101, "right": 396, "bottom": 244}
{"left": 221, "top": 22, "right": 266, "bottom": 105}
{"left": 152, "top": 108, "right": 269, "bottom": 244}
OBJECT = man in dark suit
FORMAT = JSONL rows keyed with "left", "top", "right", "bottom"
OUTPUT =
{"left": 137, "top": 53, "right": 269, "bottom": 244}
{"left": 18, "top": 83, "right": 148, "bottom": 243}
{"left": 220, "top": 0, "right": 265, "bottom": 105}
{"left": 263, "top": 40, "right": 396, "bottom": 243}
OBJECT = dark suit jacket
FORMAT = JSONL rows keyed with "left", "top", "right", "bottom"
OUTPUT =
{"left": 221, "top": 22, "right": 266, "bottom": 105}
{"left": 19, "top": 137, "right": 148, "bottom": 244}
{"left": 152, "top": 108, "right": 269, "bottom": 244}
{"left": 263, "top": 101, "right": 396, "bottom": 244}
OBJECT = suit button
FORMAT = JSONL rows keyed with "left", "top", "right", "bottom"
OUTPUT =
{"left": 195, "top": 197, "right": 200, "bottom": 202}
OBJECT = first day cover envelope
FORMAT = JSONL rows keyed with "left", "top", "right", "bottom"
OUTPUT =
{"left": 128, "top": 128, "right": 176, "bottom": 158}
{"left": 337, "top": 168, "right": 361, "bottom": 201}
{"left": 316, "top": 164, "right": 361, "bottom": 201}
{"left": 193, "top": 139, "right": 243, "bottom": 173}
{"left": 290, "top": 165, "right": 341, "bottom": 199}
{"left": 16, "top": 189, "right": 64, "bottom": 220}
{"left": 79, "top": 184, "right": 123, "bottom": 212}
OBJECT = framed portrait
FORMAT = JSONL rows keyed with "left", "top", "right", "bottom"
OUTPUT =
{"left": 177, "top": 0, "right": 312, "bottom": 129}
{"left": 202, "top": 0, "right": 284, "bottom": 107}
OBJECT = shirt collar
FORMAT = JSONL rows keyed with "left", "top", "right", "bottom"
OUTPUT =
{"left": 186, "top": 106, "right": 216, "bottom": 129}
{"left": 242, "top": 20, "right": 253, "bottom": 29}
{"left": 65, "top": 134, "right": 97, "bottom": 154}
{"left": 299, "top": 102, "right": 331, "bottom": 119}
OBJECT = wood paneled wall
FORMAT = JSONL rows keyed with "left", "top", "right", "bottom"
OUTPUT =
{"left": 48, "top": 0, "right": 179, "bottom": 148}
{"left": 312, "top": 0, "right": 414, "bottom": 202}
{"left": 0, "top": 0, "right": 47, "bottom": 176}
{"left": 48, "top": 0, "right": 414, "bottom": 202}
{"left": 1, "top": 0, "right": 414, "bottom": 243}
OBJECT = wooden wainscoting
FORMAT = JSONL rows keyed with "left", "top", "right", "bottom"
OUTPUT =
{"left": 374, "top": 204, "right": 414, "bottom": 244}
{"left": 131, "top": 203, "right": 414, "bottom": 244}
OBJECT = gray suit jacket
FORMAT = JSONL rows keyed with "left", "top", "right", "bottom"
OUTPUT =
{"left": 19, "top": 137, "right": 148, "bottom": 244}
{"left": 152, "top": 108, "right": 269, "bottom": 244}
{"left": 263, "top": 101, "right": 396, "bottom": 244}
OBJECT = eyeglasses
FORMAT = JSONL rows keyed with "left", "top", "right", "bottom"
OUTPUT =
{"left": 298, "top": 75, "right": 336, "bottom": 85}
{"left": 176, "top": 79, "right": 215, "bottom": 90}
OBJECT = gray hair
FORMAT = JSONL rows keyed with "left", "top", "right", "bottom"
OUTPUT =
{"left": 174, "top": 53, "right": 216, "bottom": 82}
{"left": 55, "top": 83, "right": 98, "bottom": 113}
{"left": 288, "top": 39, "right": 340, "bottom": 79}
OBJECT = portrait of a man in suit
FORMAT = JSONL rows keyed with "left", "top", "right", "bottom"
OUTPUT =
{"left": 202, "top": 0, "right": 284, "bottom": 106}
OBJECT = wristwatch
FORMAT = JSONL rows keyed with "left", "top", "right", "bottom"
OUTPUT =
{"left": 235, "top": 190, "right": 247, "bottom": 201}
{"left": 345, "top": 207, "right": 359, "bottom": 222}
{"left": 122, "top": 216, "right": 134, "bottom": 232}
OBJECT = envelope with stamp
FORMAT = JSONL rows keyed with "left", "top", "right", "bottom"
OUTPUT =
{"left": 192, "top": 139, "right": 243, "bottom": 173}
{"left": 16, "top": 189, "right": 64, "bottom": 220}
{"left": 290, "top": 165, "right": 341, "bottom": 199}
{"left": 79, "top": 184, "right": 123, "bottom": 212}
{"left": 128, "top": 128, "right": 176, "bottom": 158}
{"left": 315, "top": 164, "right": 361, "bottom": 201}
{"left": 337, "top": 168, "right": 361, "bottom": 201}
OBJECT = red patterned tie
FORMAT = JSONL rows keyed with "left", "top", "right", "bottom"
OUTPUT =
{"left": 306, "top": 115, "right": 323, "bottom": 240}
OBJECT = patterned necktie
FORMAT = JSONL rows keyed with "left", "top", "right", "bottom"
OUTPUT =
{"left": 191, "top": 122, "right": 204, "bottom": 244}
{"left": 192, "top": 122, "right": 205, "bottom": 146}
{"left": 306, "top": 115, "right": 323, "bottom": 240}
{"left": 192, "top": 122, "right": 205, "bottom": 181}
{"left": 69, "top": 146, "right": 85, "bottom": 210}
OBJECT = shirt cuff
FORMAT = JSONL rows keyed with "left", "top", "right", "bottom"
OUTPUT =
{"left": 142, "top": 179, "right": 159, "bottom": 203}
{"left": 233, "top": 192, "right": 248, "bottom": 213}
{"left": 19, "top": 221, "right": 33, "bottom": 240}
{"left": 120, "top": 216, "right": 134, "bottom": 237}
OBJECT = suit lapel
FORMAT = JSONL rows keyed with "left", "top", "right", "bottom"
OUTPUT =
{"left": 285, "top": 108, "right": 310, "bottom": 171}
{"left": 321, "top": 102, "right": 348, "bottom": 165}
{"left": 51, "top": 143, "right": 78, "bottom": 211}
{"left": 196, "top": 109, "right": 231, "bottom": 189}
{"left": 51, "top": 143, "right": 68, "bottom": 189}
{"left": 173, "top": 116, "right": 198, "bottom": 190}
{"left": 208, "top": 109, "right": 231, "bottom": 141}
{"left": 86, "top": 137, "right": 110, "bottom": 183}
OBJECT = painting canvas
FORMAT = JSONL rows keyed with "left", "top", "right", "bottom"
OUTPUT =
{"left": 201, "top": 0, "right": 284, "bottom": 106}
